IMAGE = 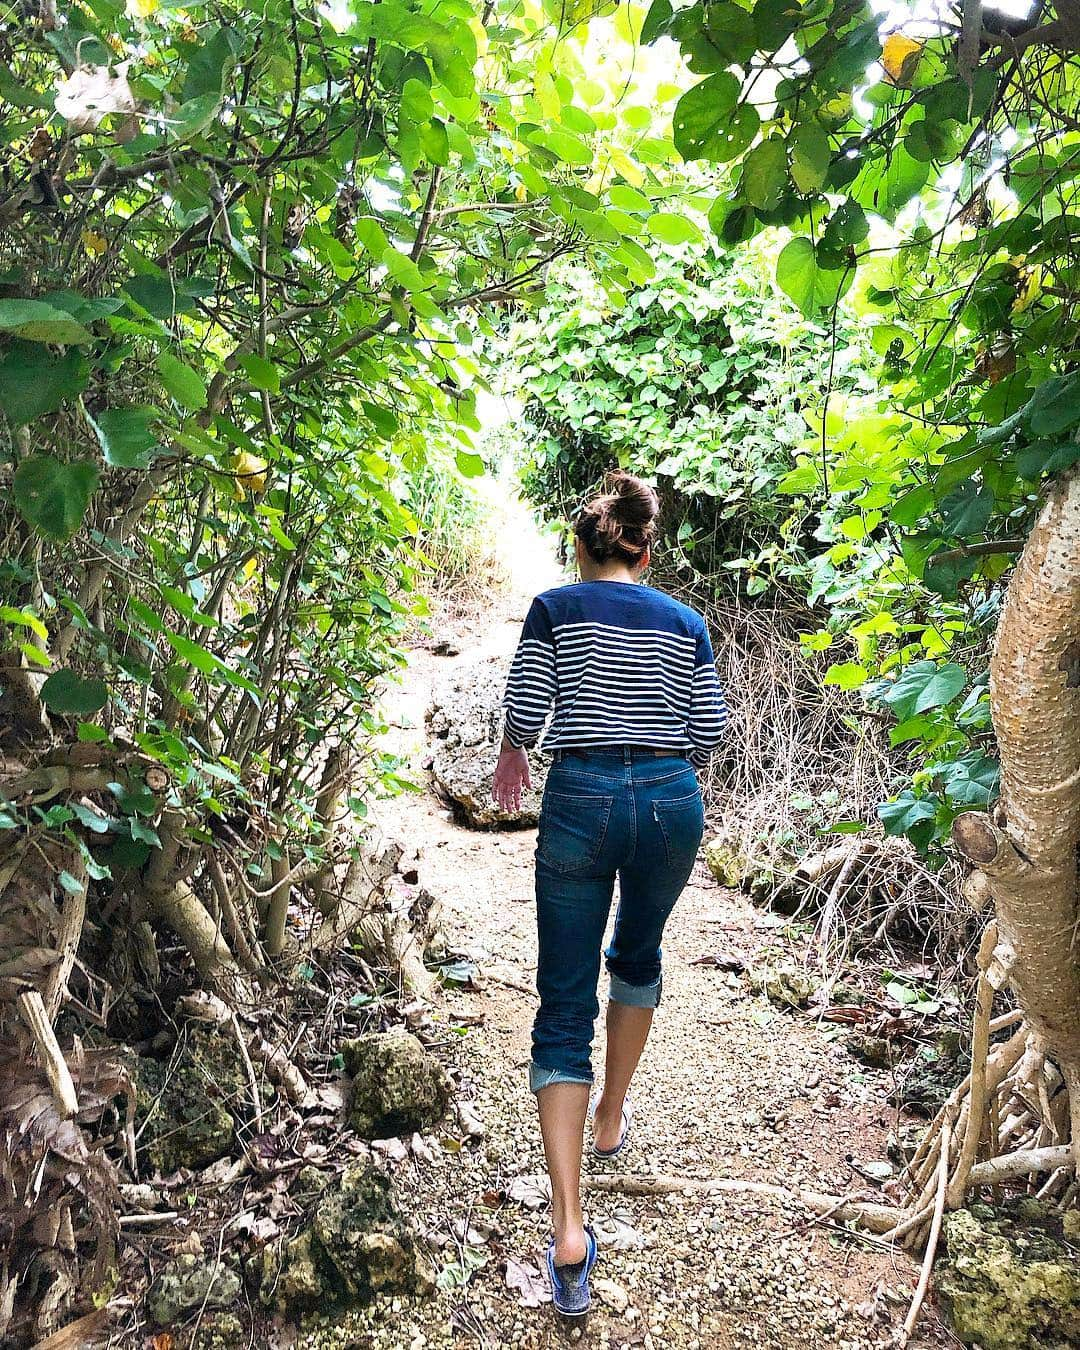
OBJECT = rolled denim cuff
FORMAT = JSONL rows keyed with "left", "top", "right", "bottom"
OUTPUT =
{"left": 609, "top": 972, "right": 662, "bottom": 1009}
{"left": 529, "top": 1062, "right": 593, "bottom": 1095}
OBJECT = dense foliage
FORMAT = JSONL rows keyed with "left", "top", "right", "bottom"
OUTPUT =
{"left": 643, "top": 0, "right": 1080, "bottom": 852}
{"left": 510, "top": 245, "right": 873, "bottom": 597}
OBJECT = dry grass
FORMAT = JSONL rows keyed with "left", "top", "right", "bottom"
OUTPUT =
{"left": 689, "top": 600, "right": 970, "bottom": 965}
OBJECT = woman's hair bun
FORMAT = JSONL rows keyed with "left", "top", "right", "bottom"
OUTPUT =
{"left": 574, "top": 470, "right": 659, "bottom": 566}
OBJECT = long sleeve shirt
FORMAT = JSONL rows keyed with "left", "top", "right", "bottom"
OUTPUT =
{"left": 502, "top": 580, "right": 727, "bottom": 769}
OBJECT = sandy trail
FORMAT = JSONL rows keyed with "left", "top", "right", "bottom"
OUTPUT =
{"left": 312, "top": 493, "right": 944, "bottom": 1350}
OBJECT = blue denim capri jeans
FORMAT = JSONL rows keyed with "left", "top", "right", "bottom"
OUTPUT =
{"left": 529, "top": 748, "right": 705, "bottom": 1093}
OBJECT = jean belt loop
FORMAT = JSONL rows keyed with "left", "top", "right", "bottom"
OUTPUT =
{"left": 623, "top": 746, "right": 631, "bottom": 764}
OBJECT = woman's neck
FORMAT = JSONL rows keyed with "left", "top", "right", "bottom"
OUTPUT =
{"left": 579, "top": 563, "right": 641, "bottom": 584}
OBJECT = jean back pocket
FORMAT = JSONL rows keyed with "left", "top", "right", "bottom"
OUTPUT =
{"left": 538, "top": 791, "right": 614, "bottom": 873}
{"left": 652, "top": 789, "right": 705, "bottom": 870}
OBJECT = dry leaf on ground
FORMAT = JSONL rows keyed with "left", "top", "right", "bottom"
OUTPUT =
{"left": 505, "top": 1257, "right": 550, "bottom": 1307}
{"left": 507, "top": 1173, "right": 551, "bottom": 1209}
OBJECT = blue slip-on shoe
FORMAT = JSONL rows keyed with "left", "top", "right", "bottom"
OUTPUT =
{"left": 546, "top": 1225, "right": 598, "bottom": 1317}
{"left": 589, "top": 1096, "right": 633, "bottom": 1159}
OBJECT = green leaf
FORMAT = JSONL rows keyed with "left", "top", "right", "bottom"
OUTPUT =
{"left": 14, "top": 456, "right": 99, "bottom": 541}
{"left": 0, "top": 298, "right": 92, "bottom": 345}
{"left": 456, "top": 448, "right": 485, "bottom": 477}
{"left": 533, "top": 129, "right": 593, "bottom": 165}
{"left": 90, "top": 407, "right": 160, "bottom": 468}
{"left": 0, "top": 342, "right": 87, "bottom": 425}
{"left": 854, "top": 147, "right": 929, "bottom": 222}
{"left": 70, "top": 801, "right": 112, "bottom": 832}
{"left": 166, "top": 631, "right": 219, "bottom": 675}
{"left": 1025, "top": 375, "right": 1080, "bottom": 436}
{"left": 158, "top": 353, "right": 208, "bottom": 410}
{"left": 877, "top": 661, "right": 967, "bottom": 719}
{"left": 939, "top": 481, "right": 993, "bottom": 538}
{"left": 237, "top": 354, "right": 281, "bottom": 393}
{"left": 168, "top": 93, "right": 222, "bottom": 141}
{"left": 646, "top": 212, "right": 703, "bottom": 246}
{"left": 40, "top": 669, "right": 109, "bottom": 715}
{"left": 823, "top": 662, "right": 868, "bottom": 690}
{"left": 183, "top": 25, "right": 240, "bottom": 101}
{"left": 775, "top": 237, "right": 852, "bottom": 316}
{"left": 889, "top": 484, "right": 934, "bottom": 528}
{"left": 789, "top": 123, "right": 830, "bottom": 194}
{"left": 640, "top": 0, "right": 673, "bottom": 43}
{"left": 362, "top": 401, "right": 399, "bottom": 438}
{"left": 923, "top": 552, "right": 980, "bottom": 599}
{"left": 1015, "top": 440, "right": 1080, "bottom": 480}
{"left": 878, "top": 791, "right": 937, "bottom": 838}
{"left": 0, "top": 605, "right": 47, "bottom": 640}
{"left": 125, "top": 273, "right": 200, "bottom": 319}
{"left": 742, "top": 137, "right": 788, "bottom": 211}
{"left": 672, "top": 73, "right": 740, "bottom": 160}
{"left": 822, "top": 200, "right": 869, "bottom": 250}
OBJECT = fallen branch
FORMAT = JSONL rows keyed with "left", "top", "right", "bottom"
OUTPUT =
{"left": 582, "top": 1174, "right": 900, "bottom": 1233}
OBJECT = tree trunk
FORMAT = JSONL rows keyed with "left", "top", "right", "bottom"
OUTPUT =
{"left": 952, "top": 465, "right": 1080, "bottom": 1164}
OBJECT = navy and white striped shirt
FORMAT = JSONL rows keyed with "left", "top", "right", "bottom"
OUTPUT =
{"left": 502, "top": 580, "right": 727, "bottom": 769}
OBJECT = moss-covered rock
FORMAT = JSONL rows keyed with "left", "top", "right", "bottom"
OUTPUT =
{"left": 342, "top": 1030, "right": 450, "bottom": 1138}
{"left": 703, "top": 836, "right": 750, "bottom": 889}
{"left": 134, "top": 1026, "right": 247, "bottom": 1173}
{"left": 313, "top": 1163, "right": 434, "bottom": 1300}
{"left": 746, "top": 964, "right": 816, "bottom": 1009}
{"left": 190, "top": 1311, "right": 245, "bottom": 1350}
{"left": 146, "top": 1254, "right": 242, "bottom": 1326}
{"left": 936, "top": 1204, "right": 1080, "bottom": 1349}
{"left": 256, "top": 1160, "right": 434, "bottom": 1315}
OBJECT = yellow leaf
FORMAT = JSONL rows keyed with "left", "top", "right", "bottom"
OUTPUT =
{"left": 610, "top": 147, "right": 644, "bottom": 189}
{"left": 882, "top": 33, "right": 923, "bottom": 86}
{"left": 514, "top": 181, "right": 528, "bottom": 203}
{"left": 127, "top": 0, "right": 160, "bottom": 16}
{"left": 1012, "top": 265, "right": 1042, "bottom": 314}
{"left": 229, "top": 450, "right": 268, "bottom": 496}
{"left": 81, "top": 229, "right": 108, "bottom": 256}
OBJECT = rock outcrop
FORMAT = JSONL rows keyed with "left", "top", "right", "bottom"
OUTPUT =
{"left": 426, "top": 655, "right": 547, "bottom": 826}
{"left": 936, "top": 1203, "right": 1080, "bottom": 1349}
{"left": 256, "top": 1160, "right": 434, "bottom": 1312}
{"left": 342, "top": 1029, "right": 451, "bottom": 1139}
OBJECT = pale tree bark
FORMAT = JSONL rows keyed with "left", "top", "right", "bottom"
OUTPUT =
{"left": 952, "top": 465, "right": 1080, "bottom": 1166}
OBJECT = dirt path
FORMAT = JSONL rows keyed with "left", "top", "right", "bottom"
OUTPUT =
{"left": 310, "top": 498, "right": 944, "bottom": 1350}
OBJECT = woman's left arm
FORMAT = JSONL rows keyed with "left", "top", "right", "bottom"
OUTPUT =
{"left": 687, "top": 623, "right": 728, "bottom": 769}
{"left": 494, "top": 599, "right": 557, "bottom": 810}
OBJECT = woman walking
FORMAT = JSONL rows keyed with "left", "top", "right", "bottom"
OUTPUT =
{"left": 492, "top": 472, "right": 727, "bottom": 1316}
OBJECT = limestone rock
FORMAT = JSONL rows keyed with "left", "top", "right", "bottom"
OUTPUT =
{"left": 846, "top": 1034, "right": 894, "bottom": 1068}
{"left": 703, "top": 834, "right": 788, "bottom": 905}
{"left": 936, "top": 1204, "right": 1080, "bottom": 1349}
{"left": 342, "top": 1030, "right": 451, "bottom": 1139}
{"left": 256, "top": 1160, "right": 434, "bottom": 1314}
{"left": 426, "top": 655, "right": 547, "bottom": 827}
{"left": 146, "top": 1254, "right": 241, "bottom": 1326}
{"left": 746, "top": 964, "right": 816, "bottom": 1009}
{"left": 703, "top": 835, "right": 750, "bottom": 889}
{"left": 134, "top": 1025, "right": 245, "bottom": 1173}
{"left": 191, "top": 1312, "right": 245, "bottom": 1350}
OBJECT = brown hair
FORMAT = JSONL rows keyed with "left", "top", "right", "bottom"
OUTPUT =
{"left": 574, "top": 471, "right": 659, "bottom": 566}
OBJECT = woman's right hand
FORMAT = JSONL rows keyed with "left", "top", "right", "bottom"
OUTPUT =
{"left": 492, "top": 742, "right": 531, "bottom": 813}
